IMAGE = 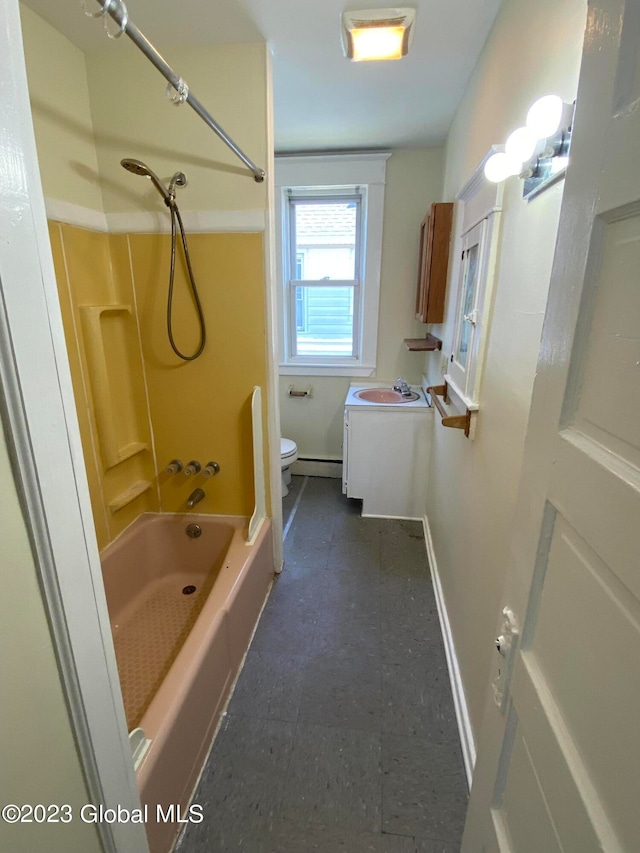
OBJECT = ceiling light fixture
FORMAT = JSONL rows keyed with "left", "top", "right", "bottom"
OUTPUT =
{"left": 484, "top": 95, "right": 575, "bottom": 200}
{"left": 342, "top": 8, "right": 416, "bottom": 62}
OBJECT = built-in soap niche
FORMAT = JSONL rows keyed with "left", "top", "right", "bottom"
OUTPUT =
{"left": 81, "top": 304, "right": 151, "bottom": 511}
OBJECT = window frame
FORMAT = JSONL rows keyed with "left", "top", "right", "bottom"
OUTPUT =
{"left": 275, "top": 153, "right": 390, "bottom": 377}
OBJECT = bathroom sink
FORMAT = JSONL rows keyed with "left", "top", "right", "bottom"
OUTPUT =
{"left": 354, "top": 388, "right": 420, "bottom": 403}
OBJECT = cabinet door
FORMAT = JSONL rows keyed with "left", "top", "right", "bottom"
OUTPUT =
{"left": 415, "top": 212, "right": 434, "bottom": 321}
{"left": 342, "top": 410, "right": 349, "bottom": 495}
{"left": 415, "top": 202, "right": 454, "bottom": 324}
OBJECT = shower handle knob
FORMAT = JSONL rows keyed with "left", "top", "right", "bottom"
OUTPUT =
{"left": 203, "top": 461, "right": 220, "bottom": 477}
{"left": 184, "top": 461, "right": 201, "bottom": 476}
{"left": 165, "top": 459, "right": 183, "bottom": 474}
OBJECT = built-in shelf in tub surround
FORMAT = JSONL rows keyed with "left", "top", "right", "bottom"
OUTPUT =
{"left": 80, "top": 304, "right": 149, "bottom": 470}
{"left": 108, "top": 480, "right": 153, "bottom": 513}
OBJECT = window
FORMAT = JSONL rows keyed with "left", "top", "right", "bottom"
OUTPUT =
{"left": 287, "top": 192, "right": 361, "bottom": 358}
{"left": 276, "top": 154, "right": 389, "bottom": 376}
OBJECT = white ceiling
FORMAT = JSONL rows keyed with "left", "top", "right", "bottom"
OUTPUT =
{"left": 21, "top": 0, "right": 502, "bottom": 152}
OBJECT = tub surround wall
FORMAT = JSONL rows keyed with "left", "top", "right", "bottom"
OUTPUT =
{"left": 49, "top": 222, "right": 159, "bottom": 548}
{"left": 279, "top": 148, "right": 444, "bottom": 460}
{"left": 129, "top": 230, "right": 269, "bottom": 518}
{"left": 423, "top": 0, "right": 586, "bottom": 745}
{"left": 49, "top": 221, "right": 269, "bottom": 550}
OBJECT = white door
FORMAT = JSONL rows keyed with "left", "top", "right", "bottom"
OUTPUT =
{"left": 463, "top": 1, "right": 640, "bottom": 850}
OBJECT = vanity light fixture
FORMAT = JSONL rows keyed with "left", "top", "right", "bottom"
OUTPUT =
{"left": 484, "top": 95, "right": 575, "bottom": 200}
{"left": 341, "top": 8, "right": 416, "bottom": 61}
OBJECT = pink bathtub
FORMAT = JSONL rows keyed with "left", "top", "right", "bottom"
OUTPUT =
{"left": 101, "top": 513, "right": 274, "bottom": 853}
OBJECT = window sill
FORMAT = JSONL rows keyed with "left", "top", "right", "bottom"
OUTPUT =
{"left": 279, "top": 364, "right": 376, "bottom": 378}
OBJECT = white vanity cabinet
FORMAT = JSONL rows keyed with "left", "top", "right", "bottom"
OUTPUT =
{"left": 342, "top": 385, "right": 432, "bottom": 519}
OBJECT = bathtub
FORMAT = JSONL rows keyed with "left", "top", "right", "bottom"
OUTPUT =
{"left": 100, "top": 512, "right": 274, "bottom": 853}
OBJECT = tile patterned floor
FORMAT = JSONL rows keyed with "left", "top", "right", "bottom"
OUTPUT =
{"left": 176, "top": 476, "right": 468, "bottom": 852}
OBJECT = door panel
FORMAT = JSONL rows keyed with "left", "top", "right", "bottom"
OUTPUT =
{"left": 550, "top": 431, "right": 640, "bottom": 597}
{"left": 523, "top": 516, "right": 640, "bottom": 849}
{"left": 499, "top": 732, "right": 564, "bottom": 853}
{"left": 564, "top": 212, "right": 640, "bottom": 464}
{"left": 509, "top": 657, "right": 618, "bottom": 853}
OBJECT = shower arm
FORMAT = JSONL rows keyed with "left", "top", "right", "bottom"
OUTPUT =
{"left": 88, "top": 0, "right": 266, "bottom": 184}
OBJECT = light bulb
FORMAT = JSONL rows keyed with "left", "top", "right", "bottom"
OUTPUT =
{"left": 526, "top": 95, "right": 563, "bottom": 139}
{"left": 351, "top": 27, "right": 405, "bottom": 61}
{"left": 484, "top": 152, "right": 523, "bottom": 183}
{"left": 505, "top": 126, "right": 538, "bottom": 163}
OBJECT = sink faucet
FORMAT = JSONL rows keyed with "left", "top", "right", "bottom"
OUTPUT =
{"left": 393, "top": 377, "right": 412, "bottom": 397}
{"left": 187, "top": 488, "right": 205, "bottom": 509}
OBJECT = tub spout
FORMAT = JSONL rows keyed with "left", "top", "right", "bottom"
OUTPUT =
{"left": 187, "top": 488, "right": 205, "bottom": 509}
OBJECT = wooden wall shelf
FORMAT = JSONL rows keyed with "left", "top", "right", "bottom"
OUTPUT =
{"left": 404, "top": 333, "right": 443, "bottom": 351}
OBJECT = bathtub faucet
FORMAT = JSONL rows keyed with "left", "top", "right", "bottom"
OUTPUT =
{"left": 187, "top": 488, "right": 205, "bottom": 509}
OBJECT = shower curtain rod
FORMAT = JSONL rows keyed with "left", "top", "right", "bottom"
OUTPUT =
{"left": 89, "top": 0, "right": 266, "bottom": 183}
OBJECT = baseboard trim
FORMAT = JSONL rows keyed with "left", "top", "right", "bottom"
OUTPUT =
{"left": 290, "top": 459, "right": 342, "bottom": 478}
{"left": 423, "top": 513, "right": 476, "bottom": 788}
{"left": 362, "top": 512, "right": 423, "bottom": 521}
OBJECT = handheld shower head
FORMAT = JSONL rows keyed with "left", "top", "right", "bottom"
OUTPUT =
{"left": 120, "top": 158, "right": 171, "bottom": 201}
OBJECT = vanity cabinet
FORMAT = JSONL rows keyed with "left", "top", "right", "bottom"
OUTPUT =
{"left": 342, "top": 406, "right": 432, "bottom": 519}
{"left": 415, "top": 202, "right": 454, "bottom": 324}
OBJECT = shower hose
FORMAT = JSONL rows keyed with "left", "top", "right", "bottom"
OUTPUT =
{"left": 166, "top": 198, "right": 206, "bottom": 361}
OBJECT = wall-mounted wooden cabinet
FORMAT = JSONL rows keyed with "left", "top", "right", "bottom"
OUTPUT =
{"left": 415, "top": 202, "right": 454, "bottom": 324}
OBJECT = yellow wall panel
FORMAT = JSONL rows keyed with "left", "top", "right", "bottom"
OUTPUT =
{"left": 48, "top": 222, "right": 110, "bottom": 550}
{"left": 128, "top": 232, "right": 268, "bottom": 517}
{"left": 52, "top": 223, "right": 160, "bottom": 548}
{"left": 49, "top": 223, "right": 269, "bottom": 543}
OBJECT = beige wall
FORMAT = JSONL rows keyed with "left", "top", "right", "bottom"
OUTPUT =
{"left": 20, "top": 4, "right": 103, "bottom": 211}
{"left": 0, "top": 428, "right": 102, "bottom": 853}
{"left": 20, "top": 5, "right": 268, "bottom": 218}
{"left": 86, "top": 43, "right": 267, "bottom": 214}
{"left": 425, "top": 0, "right": 587, "bottom": 740}
{"left": 279, "top": 148, "right": 443, "bottom": 458}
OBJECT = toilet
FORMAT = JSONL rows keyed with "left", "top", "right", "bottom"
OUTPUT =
{"left": 280, "top": 438, "right": 298, "bottom": 496}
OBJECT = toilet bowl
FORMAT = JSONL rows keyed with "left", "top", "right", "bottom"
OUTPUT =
{"left": 280, "top": 438, "right": 298, "bottom": 497}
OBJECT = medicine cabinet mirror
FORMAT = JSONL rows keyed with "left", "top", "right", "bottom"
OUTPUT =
{"left": 446, "top": 150, "right": 503, "bottom": 408}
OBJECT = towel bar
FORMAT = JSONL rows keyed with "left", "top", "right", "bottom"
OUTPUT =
{"left": 427, "top": 383, "right": 471, "bottom": 437}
